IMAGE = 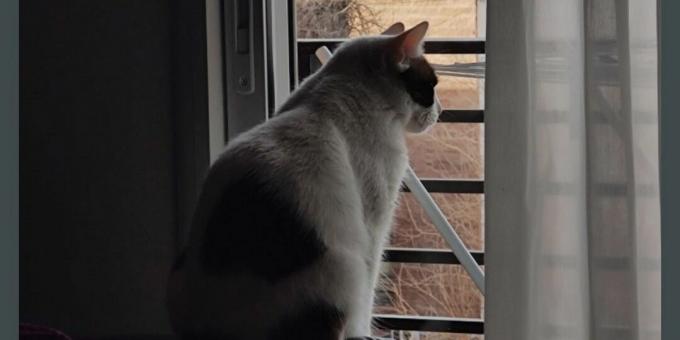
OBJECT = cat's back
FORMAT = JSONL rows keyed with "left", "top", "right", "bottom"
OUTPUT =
{"left": 175, "top": 106, "right": 348, "bottom": 277}
{"left": 167, "top": 108, "right": 364, "bottom": 340}
{"left": 196, "top": 107, "right": 343, "bottom": 208}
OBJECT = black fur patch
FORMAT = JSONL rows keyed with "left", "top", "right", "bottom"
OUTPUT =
{"left": 400, "top": 56, "right": 438, "bottom": 107}
{"left": 200, "top": 150, "right": 327, "bottom": 282}
{"left": 269, "top": 302, "right": 345, "bottom": 340}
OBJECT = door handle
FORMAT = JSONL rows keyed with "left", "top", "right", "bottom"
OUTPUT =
{"left": 234, "top": 0, "right": 254, "bottom": 94}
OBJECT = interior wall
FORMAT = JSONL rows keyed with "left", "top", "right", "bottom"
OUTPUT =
{"left": 20, "top": 1, "right": 209, "bottom": 336}
{"left": 659, "top": 0, "right": 680, "bottom": 339}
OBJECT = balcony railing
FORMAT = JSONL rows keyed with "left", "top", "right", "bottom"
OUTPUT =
{"left": 296, "top": 37, "right": 486, "bottom": 336}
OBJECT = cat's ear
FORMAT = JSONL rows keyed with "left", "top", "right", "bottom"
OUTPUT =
{"left": 381, "top": 22, "right": 405, "bottom": 35}
{"left": 392, "top": 21, "right": 429, "bottom": 72}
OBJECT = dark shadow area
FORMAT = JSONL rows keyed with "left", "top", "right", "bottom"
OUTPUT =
{"left": 20, "top": 1, "right": 210, "bottom": 337}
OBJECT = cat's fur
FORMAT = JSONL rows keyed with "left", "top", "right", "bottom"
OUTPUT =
{"left": 166, "top": 22, "right": 441, "bottom": 340}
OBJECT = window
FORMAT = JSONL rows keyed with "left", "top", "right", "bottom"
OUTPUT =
{"left": 294, "top": 1, "right": 486, "bottom": 339}
{"left": 213, "top": 1, "right": 487, "bottom": 338}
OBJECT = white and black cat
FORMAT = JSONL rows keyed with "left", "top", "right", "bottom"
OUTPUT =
{"left": 167, "top": 21, "right": 441, "bottom": 340}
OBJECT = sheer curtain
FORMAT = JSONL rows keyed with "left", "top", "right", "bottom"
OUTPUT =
{"left": 484, "top": 0, "right": 660, "bottom": 339}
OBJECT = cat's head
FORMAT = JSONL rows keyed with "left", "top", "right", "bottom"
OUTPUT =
{"left": 326, "top": 21, "right": 442, "bottom": 133}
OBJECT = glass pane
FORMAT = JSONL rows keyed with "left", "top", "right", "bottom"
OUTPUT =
{"left": 391, "top": 193, "right": 484, "bottom": 251}
{"left": 295, "top": 0, "right": 480, "bottom": 38}
{"left": 374, "top": 262, "right": 483, "bottom": 318}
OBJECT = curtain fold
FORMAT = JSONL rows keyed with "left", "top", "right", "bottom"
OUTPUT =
{"left": 485, "top": 1, "right": 660, "bottom": 339}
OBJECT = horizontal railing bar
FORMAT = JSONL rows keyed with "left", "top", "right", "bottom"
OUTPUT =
{"left": 383, "top": 247, "right": 485, "bottom": 265}
{"left": 424, "top": 38, "right": 485, "bottom": 54}
{"left": 535, "top": 109, "right": 658, "bottom": 125}
{"left": 373, "top": 314, "right": 484, "bottom": 334}
{"left": 298, "top": 38, "right": 485, "bottom": 54}
{"left": 542, "top": 254, "right": 660, "bottom": 271}
{"left": 540, "top": 181, "right": 657, "bottom": 196}
{"left": 439, "top": 109, "right": 484, "bottom": 123}
{"left": 401, "top": 179, "right": 484, "bottom": 194}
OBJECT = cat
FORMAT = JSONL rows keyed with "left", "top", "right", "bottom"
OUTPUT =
{"left": 166, "top": 21, "right": 441, "bottom": 340}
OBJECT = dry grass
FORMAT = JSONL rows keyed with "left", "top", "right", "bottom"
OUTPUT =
{"left": 348, "top": 0, "right": 478, "bottom": 37}
{"left": 295, "top": 1, "right": 485, "bottom": 338}
{"left": 407, "top": 124, "right": 483, "bottom": 179}
{"left": 391, "top": 193, "right": 484, "bottom": 250}
{"left": 296, "top": 0, "right": 383, "bottom": 38}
